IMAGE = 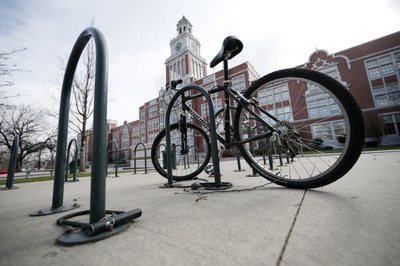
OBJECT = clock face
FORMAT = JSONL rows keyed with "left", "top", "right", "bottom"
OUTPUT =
{"left": 175, "top": 42, "right": 182, "bottom": 51}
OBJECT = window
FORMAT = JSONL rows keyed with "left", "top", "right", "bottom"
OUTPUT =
{"left": 372, "top": 82, "right": 400, "bottom": 107}
{"left": 380, "top": 113, "right": 400, "bottom": 135}
{"left": 148, "top": 132, "right": 158, "bottom": 144}
{"left": 181, "top": 59, "right": 185, "bottom": 75}
{"left": 260, "top": 106, "right": 293, "bottom": 125}
{"left": 365, "top": 51, "right": 400, "bottom": 107}
{"left": 112, "top": 132, "right": 119, "bottom": 150}
{"left": 258, "top": 83, "right": 289, "bottom": 106}
{"left": 131, "top": 126, "right": 140, "bottom": 146}
{"left": 311, "top": 120, "right": 346, "bottom": 143}
{"left": 148, "top": 106, "right": 158, "bottom": 118}
{"left": 132, "top": 127, "right": 139, "bottom": 137}
{"left": 121, "top": 125, "right": 129, "bottom": 149}
{"left": 304, "top": 66, "right": 342, "bottom": 119}
{"left": 147, "top": 119, "right": 159, "bottom": 132}
{"left": 211, "top": 93, "right": 222, "bottom": 114}
{"left": 306, "top": 94, "right": 341, "bottom": 118}
{"left": 201, "top": 103, "right": 208, "bottom": 118}
{"left": 232, "top": 75, "right": 245, "bottom": 91}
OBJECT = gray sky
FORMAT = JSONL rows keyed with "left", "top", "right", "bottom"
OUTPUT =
{"left": 1, "top": 0, "right": 399, "bottom": 126}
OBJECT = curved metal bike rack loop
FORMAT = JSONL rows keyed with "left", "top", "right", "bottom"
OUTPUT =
{"left": 187, "top": 145, "right": 200, "bottom": 168}
{"left": 65, "top": 139, "right": 78, "bottom": 182}
{"left": 107, "top": 140, "right": 119, "bottom": 177}
{"left": 133, "top": 142, "right": 147, "bottom": 174}
{"left": 30, "top": 27, "right": 141, "bottom": 245}
{"left": 163, "top": 85, "right": 231, "bottom": 190}
{"left": 3, "top": 136, "right": 19, "bottom": 190}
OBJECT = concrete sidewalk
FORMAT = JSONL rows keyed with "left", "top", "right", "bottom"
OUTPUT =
{"left": 0, "top": 151, "right": 399, "bottom": 266}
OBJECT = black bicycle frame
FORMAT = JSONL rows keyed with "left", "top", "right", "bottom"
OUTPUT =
{"left": 178, "top": 86, "right": 281, "bottom": 149}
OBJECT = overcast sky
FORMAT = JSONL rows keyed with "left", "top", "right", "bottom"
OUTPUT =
{"left": 1, "top": 0, "right": 399, "bottom": 126}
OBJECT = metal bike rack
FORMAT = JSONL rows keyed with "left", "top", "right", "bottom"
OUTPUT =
{"left": 174, "top": 144, "right": 199, "bottom": 169}
{"left": 2, "top": 136, "right": 19, "bottom": 190}
{"left": 133, "top": 142, "right": 147, "bottom": 174}
{"left": 187, "top": 145, "right": 200, "bottom": 168}
{"left": 234, "top": 155, "right": 245, "bottom": 172}
{"left": 107, "top": 140, "right": 118, "bottom": 178}
{"left": 163, "top": 85, "right": 231, "bottom": 190}
{"left": 30, "top": 27, "right": 141, "bottom": 245}
{"left": 65, "top": 139, "right": 78, "bottom": 182}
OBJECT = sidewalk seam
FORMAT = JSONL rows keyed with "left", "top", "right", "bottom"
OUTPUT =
{"left": 276, "top": 189, "right": 307, "bottom": 266}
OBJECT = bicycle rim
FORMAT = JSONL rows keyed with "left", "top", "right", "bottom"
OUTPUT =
{"left": 234, "top": 68, "right": 364, "bottom": 188}
{"left": 151, "top": 123, "right": 211, "bottom": 180}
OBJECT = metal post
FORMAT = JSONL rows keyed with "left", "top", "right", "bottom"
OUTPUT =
{"left": 65, "top": 139, "right": 78, "bottom": 182}
{"left": 234, "top": 155, "right": 245, "bottom": 172}
{"left": 134, "top": 142, "right": 147, "bottom": 174}
{"left": 164, "top": 85, "right": 230, "bottom": 189}
{"left": 31, "top": 27, "right": 108, "bottom": 218}
{"left": 107, "top": 141, "right": 118, "bottom": 177}
{"left": 5, "top": 136, "right": 19, "bottom": 189}
{"left": 29, "top": 27, "right": 141, "bottom": 245}
{"left": 188, "top": 145, "right": 199, "bottom": 167}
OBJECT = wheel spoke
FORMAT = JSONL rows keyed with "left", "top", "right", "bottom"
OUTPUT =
{"left": 234, "top": 68, "right": 364, "bottom": 188}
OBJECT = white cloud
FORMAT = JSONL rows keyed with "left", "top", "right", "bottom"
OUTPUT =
{"left": 1, "top": 0, "right": 399, "bottom": 126}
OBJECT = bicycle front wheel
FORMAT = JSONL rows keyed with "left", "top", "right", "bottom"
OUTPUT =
{"left": 234, "top": 68, "right": 365, "bottom": 189}
{"left": 151, "top": 123, "right": 211, "bottom": 180}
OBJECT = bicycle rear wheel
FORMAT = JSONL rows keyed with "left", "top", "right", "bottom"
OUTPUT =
{"left": 151, "top": 123, "right": 211, "bottom": 180}
{"left": 234, "top": 68, "right": 365, "bottom": 189}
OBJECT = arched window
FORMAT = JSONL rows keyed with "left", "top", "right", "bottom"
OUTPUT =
{"left": 192, "top": 60, "right": 195, "bottom": 77}
{"left": 173, "top": 63, "right": 176, "bottom": 80}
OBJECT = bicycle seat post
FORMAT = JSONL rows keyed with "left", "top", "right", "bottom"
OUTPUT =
{"left": 223, "top": 59, "right": 229, "bottom": 84}
{"left": 223, "top": 59, "right": 231, "bottom": 142}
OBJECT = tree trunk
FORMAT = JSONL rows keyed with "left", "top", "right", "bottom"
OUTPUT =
{"left": 79, "top": 132, "right": 86, "bottom": 172}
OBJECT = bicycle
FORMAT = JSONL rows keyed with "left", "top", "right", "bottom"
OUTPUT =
{"left": 151, "top": 36, "right": 365, "bottom": 189}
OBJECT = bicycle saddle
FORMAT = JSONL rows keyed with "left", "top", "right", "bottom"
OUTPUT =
{"left": 210, "top": 36, "right": 243, "bottom": 68}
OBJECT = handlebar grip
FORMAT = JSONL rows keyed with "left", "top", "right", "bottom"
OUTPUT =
{"left": 171, "top": 79, "right": 183, "bottom": 89}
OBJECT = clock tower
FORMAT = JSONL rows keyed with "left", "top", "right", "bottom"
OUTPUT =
{"left": 165, "top": 16, "right": 207, "bottom": 84}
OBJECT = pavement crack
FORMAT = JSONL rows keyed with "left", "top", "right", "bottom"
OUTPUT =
{"left": 276, "top": 189, "right": 307, "bottom": 266}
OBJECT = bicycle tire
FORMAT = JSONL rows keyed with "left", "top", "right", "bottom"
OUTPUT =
{"left": 234, "top": 68, "right": 365, "bottom": 189}
{"left": 151, "top": 123, "right": 211, "bottom": 180}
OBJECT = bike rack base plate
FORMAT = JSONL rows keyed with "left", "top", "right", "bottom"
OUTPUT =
{"left": 30, "top": 203, "right": 80, "bottom": 216}
{"left": 159, "top": 183, "right": 183, "bottom": 188}
{"left": 57, "top": 222, "right": 131, "bottom": 246}
{"left": 202, "top": 182, "right": 233, "bottom": 190}
{"left": 246, "top": 174, "right": 260, "bottom": 177}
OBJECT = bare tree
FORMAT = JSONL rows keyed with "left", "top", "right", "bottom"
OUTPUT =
{"left": 0, "top": 104, "right": 56, "bottom": 171}
{"left": 0, "top": 48, "right": 26, "bottom": 103}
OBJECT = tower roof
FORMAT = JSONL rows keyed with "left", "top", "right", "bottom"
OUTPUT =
{"left": 176, "top": 16, "right": 193, "bottom": 35}
{"left": 177, "top": 15, "right": 192, "bottom": 26}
